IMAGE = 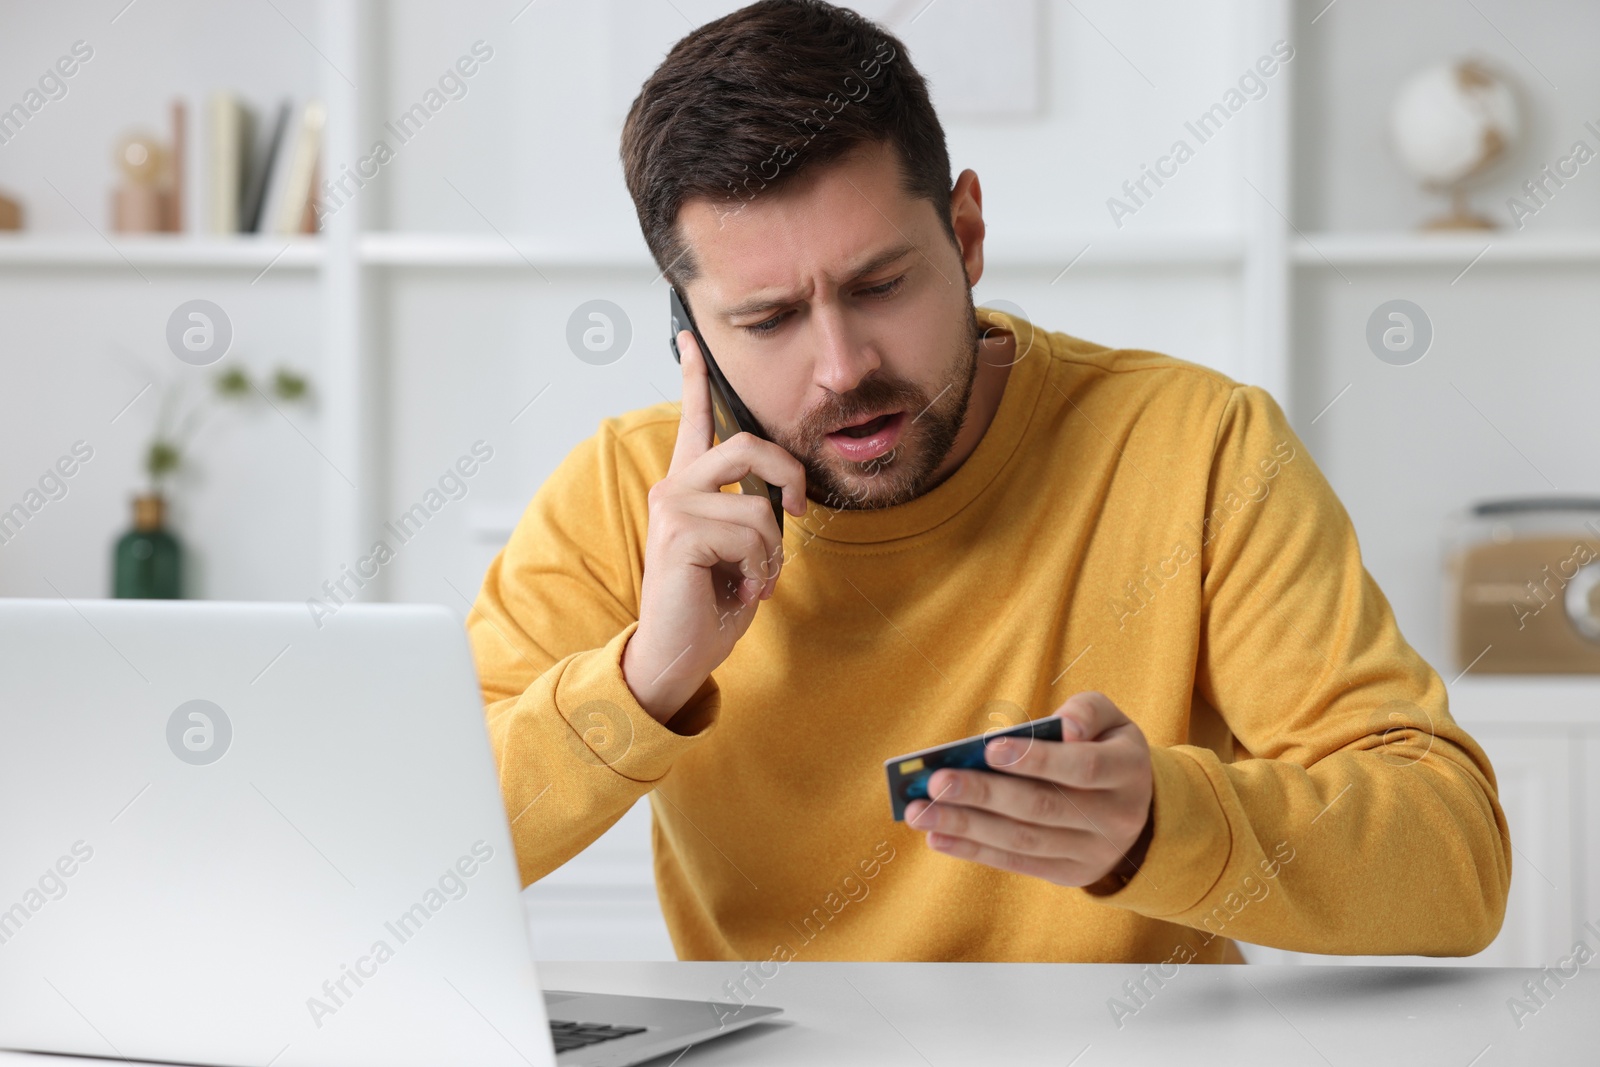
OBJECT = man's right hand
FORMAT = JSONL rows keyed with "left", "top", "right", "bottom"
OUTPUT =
{"left": 621, "top": 327, "right": 807, "bottom": 726}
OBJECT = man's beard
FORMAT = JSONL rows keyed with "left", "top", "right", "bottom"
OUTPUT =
{"left": 770, "top": 288, "right": 982, "bottom": 512}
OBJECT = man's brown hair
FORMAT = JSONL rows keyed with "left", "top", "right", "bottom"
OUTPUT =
{"left": 620, "top": 0, "right": 955, "bottom": 290}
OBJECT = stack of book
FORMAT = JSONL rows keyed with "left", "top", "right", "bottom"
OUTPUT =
{"left": 202, "top": 93, "right": 325, "bottom": 236}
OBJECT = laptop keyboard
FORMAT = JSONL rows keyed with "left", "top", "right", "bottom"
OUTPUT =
{"left": 549, "top": 1019, "right": 647, "bottom": 1054}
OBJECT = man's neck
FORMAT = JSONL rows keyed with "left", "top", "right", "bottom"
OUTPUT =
{"left": 926, "top": 328, "right": 1016, "bottom": 488}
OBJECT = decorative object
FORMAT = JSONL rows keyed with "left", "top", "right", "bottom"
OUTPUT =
{"left": 604, "top": 0, "right": 1041, "bottom": 120}
{"left": 1444, "top": 497, "right": 1600, "bottom": 673}
{"left": 111, "top": 130, "right": 174, "bottom": 233}
{"left": 170, "top": 98, "right": 186, "bottom": 231}
{"left": 1388, "top": 58, "right": 1521, "bottom": 230}
{"left": 110, "top": 100, "right": 186, "bottom": 233}
{"left": 113, "top": 365, "right": 312, "bottom": 599}
{"left": 113, "top": 494, "right": 182, "bottom": 598}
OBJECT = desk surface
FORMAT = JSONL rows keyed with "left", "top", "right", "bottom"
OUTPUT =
{"left": 542, "top": 961, "right": 1589, "bottom": 1066}
{"left": 0, "top": 961, "right": 1588, "bottom": 1066}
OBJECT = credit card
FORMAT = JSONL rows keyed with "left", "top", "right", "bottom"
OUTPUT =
{"left": 884, "top": 715, "right": 1065, "bottom": 821}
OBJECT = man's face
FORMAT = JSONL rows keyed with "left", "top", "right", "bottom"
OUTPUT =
{"left": 675, "top": 141, "right": 980, "bottom": 510}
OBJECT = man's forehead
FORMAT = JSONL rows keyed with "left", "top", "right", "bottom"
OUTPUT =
{"left": 668, "top": 139, "right": 934, "bottom": 310}
{"left": 711, "top": 240, "right": 918, "bottom": 319}
{"left": 675, "top": 174, "right": 928, "bottom": 316}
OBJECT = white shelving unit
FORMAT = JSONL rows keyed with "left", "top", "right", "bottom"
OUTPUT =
{"left": 4, "top": 0, "right": 1597, "bottom": 965}
{"left": 11, "top": 226, "right": 1600, "bottom": 274}
{"left": 357, "top": 230, "right": 1247, "bottom": 270}
{"left": 1292, "top": 230, "right": 1600, "bottom": 265}
{"left": 0, "top": 236, "right": 323, "bottom": 269}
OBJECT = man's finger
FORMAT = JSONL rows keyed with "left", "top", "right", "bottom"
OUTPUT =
{"left": 1053, "top": 690, "right": 1130, "bottom": 742}
{"left": 918, "top": 766, "right": 1113, "bottom": 828}
{"left": 674, "top": 489, "right": 784, "bottom": 585}
{"left": 668, "top": 328, "right": 716, "bottom": 475}
{"left": 982, "top": 729, "right": 1138, "bottom": 789}
{"left": 906, "top": 797, "right": 1098, "bottom": 857}
{"left": 682, "top": 431, "right": 809, "bottom": 519}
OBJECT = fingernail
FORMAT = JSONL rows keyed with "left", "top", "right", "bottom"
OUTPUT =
{"left": 1064, "top": 717, "right": 1086, "bottom": 739}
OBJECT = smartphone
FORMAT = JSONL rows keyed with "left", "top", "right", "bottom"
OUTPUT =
{"left": 669, "top": 286, "right": 786, "bottom": 535}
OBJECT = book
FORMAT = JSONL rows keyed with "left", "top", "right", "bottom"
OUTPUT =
{"left": 300, "top": 157, "right": 320, "bottom": 232}
{"left": 241, "top": 100, "right": 289, "bottom": 233}
{"left": 206, "top": 91, "right": 253, "bottom": 234}
{"left": 270, "top": 99, "right": 325, "bottom": 235}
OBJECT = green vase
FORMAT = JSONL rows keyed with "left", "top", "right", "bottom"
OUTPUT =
{"left": 113, "top": 494, "right": 182, "bottom": 599}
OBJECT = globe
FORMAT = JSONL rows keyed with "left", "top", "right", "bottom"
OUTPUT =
{"left": 1389, "top": 59, "right": 1521, "bottom": 229}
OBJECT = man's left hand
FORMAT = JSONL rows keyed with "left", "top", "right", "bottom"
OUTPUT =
{"left": 903, "top": 691, "right": 1154, "bottom": 889}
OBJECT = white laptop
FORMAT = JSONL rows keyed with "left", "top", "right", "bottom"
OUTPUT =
{"left": 0, "top": 598, "right": 780, "bottom": 1067}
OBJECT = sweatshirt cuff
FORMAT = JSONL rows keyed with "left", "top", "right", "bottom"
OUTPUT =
{"left": 1081, "top": 745, "right": 1232, "bottom": 916}
{"left": 551, "top": 619, "right": 720, "bottom": 783}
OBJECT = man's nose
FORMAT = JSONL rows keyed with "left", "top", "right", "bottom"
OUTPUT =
{"left": 810, "top": 310, "right": 880, "bottom": 396}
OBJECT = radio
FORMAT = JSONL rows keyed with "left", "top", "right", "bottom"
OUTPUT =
{"left": 1446, "top": 498, "right": 1600, "bottom": 674}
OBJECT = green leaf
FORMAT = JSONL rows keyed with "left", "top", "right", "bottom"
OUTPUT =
{"left": 273, "top": 368, "right": 308, "bottom": 401}
{"left": 147, "top": 439, "right": 181, "bottom": 477}
{"left": 216, "top": 367, "right": 251, "bottom": 397}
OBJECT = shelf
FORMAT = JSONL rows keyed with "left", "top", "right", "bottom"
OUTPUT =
{"left": 985, "top": 233, "right": 1245, "bottom": 269}
{"left": 1293, "top": 230, "right": 1600, "bottom": 268}
{"left": 0, "top": 236, "right": 323, "bottom": 270}
{"left": 1448, "top": 675, "right": 1600, "bottom": 727}
{"left": 358, "top": 231, "right": 1245, "bottom": 270}
{"left": 360, "top": 232, "right": 654, "bottom": 269}
{"left": 0, "top": 233, "right": 1245, "bottom": 273}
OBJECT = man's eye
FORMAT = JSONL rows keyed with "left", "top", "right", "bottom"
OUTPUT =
{"left": 739, "top": 277, "right": 903, "bottom": 336}
{"left": 742, "top": 312, "right": 788, "bottom": 336}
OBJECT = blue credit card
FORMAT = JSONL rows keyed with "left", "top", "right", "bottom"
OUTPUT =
{"left": 884, "top": 715, "right": 1065, "bottom": 821}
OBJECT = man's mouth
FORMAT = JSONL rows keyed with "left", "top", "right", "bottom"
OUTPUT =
{"left": 830, "top": 411, "right": 900, "bottom": 438}
{"left": 824, "top": 410, "right": 907, "bottom": 462}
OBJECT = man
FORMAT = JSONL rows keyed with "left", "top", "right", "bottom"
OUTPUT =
{"left": 469, "top": 0, "right": 1510, "bottom": 965}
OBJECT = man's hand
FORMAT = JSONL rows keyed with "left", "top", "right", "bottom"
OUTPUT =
{"left": 903, "top": 692, "right": 1154, "bottom": 889}
{"left": 622, "top": 327, "right": 808, "bottom": 727}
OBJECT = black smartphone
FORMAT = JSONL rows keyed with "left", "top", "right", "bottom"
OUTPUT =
{"left": 669, "top": 286, "right": 786, "bottom": 535}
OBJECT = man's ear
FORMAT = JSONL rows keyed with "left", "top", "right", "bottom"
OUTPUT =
{"left": 949, "top": 168, "right": 986, "bottom": 288}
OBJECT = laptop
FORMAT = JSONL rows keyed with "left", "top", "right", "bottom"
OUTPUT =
{"left": 0, "top": 598, "right": 780, "bottom": 1067}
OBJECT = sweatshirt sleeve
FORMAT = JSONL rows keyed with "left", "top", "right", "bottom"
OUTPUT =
{"left": 1084, "top": 384, "right": 1513, "bottom": 957}
{"left": 467, "top": 418, "right": 721, "bottom": 889}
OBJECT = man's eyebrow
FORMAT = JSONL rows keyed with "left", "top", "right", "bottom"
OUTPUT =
{"left": 718, "top": 242, "right": 918, "bottom": 319}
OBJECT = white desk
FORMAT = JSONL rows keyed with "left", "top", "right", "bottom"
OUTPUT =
{"left": 539, "top": 961, "right": 1590, "bottom": 1065}
{"left": 0, "top": 961, "right": 1588, "bottom": 1066}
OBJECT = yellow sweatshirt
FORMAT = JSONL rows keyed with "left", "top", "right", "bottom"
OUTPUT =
{"left": 469, "top": 305, "right": 1511, "bottom": 965}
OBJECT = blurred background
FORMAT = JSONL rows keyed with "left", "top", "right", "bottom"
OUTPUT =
{"left": 2, "top": 0, "right": 1597, "bottom": 967}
